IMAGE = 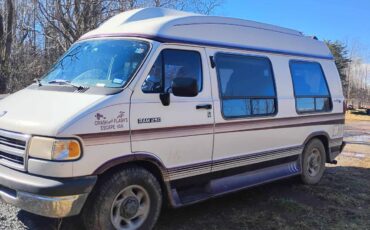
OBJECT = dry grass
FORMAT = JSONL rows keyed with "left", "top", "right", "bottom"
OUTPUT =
{"left": 346, "top": 110, "right": 370, "bottom": 121}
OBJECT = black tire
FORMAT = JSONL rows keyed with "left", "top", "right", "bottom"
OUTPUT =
{"left": 82, "top": 167, "right": 162, "bottom": 230}
{"left": 301, "top": 138, "right": 326, "bottom": 185}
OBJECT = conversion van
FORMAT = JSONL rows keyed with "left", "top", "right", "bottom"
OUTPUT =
{"left": 0, "top": 8, "right": 345, "bottom": 230}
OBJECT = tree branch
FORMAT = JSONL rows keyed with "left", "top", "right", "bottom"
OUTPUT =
{"left": 4, "top": 0, "right": 14, "bottom": 60}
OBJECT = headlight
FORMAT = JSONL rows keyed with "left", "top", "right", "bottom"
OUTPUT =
{"left": 28, "top": 137, "right": 81, "bottom": 161}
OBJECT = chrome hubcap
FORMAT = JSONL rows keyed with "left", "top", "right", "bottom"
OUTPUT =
{"left": 120, "top": 196, "right": 140, "bottom": 219}
{"left": 307, "top": 148, "right": 322, "bottom": 177}
{"left": 111, "top": 185, "right": 150, "bottom": 230}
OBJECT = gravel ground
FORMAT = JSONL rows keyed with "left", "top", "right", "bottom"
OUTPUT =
{"left": 0, "top": 202, "right": 25, "bottom": 230}
{"left": 0, "top": 120, "right": 369, "bottom": 230}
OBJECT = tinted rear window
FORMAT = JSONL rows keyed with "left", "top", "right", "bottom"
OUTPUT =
{"left": 215, "top": 53, "right": 277, "bottom": 118}
{"left": 290, "top": 61, "right": 331, "bottom": 113}
{"left": 290, "top": 61, "right": 329, "bottom": 96}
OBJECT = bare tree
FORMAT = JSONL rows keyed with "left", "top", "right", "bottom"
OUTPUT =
{"left": 0, "top": 0, "right": 15, "bottom": 92}
{"left": 0, "top": 0, "right": 223, "bottom": 93}
{"left": 344, "top": 40, "right": 370, "bottom": 108}
{"left": 0, "top": 0, "right": 14, "bottom": 64}
{"left": 37, "top": 0, "right": 222, "bottom": 51}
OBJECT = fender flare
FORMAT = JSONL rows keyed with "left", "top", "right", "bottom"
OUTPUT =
{"left": 93, "top": 152, "right": 169, "bottom": 180}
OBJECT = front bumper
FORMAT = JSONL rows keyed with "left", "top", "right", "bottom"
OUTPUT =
{"left": 0, "top": 164, "right": 97, "bottom": 218}
{"left": 0, "top": 189, "right": 89, "bottom": 218}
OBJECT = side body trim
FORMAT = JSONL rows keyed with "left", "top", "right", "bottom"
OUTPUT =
{"left": 89, "top": 133, "right": 342, "bottom": 207}
{"left": 168, "top": 145, "right": 303, "bottom": 180}
{"left": 170, "top": 155, "right": 301, "bottom": 207}
{"left": 77, "top": 113, "right": 344, "bottom": 145}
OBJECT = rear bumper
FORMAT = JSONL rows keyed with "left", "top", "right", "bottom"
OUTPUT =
{"left": 327, "top": 141, "right": 346, "bottom": 164}
{"left": 340, "top": 141, "right": 346, "bottom": 152}
{"left": 329, "top": 141, "right": 346, "bottom": 162}
{"left": 0, "top": 164, "right": 97, "bottom": 218}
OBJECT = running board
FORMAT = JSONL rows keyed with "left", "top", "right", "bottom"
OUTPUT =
{"left": 171, "top": 161, "right": 301, "bottom": 206}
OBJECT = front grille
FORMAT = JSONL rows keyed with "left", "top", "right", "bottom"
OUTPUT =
{"left": 0, "top": 136, "right": 26, "bottom": 149}
{"left": 0, "top": 129, "right": 30, "bottom": 171}
{"left": 0, "top": 150, "right": 24, "bottom": 164}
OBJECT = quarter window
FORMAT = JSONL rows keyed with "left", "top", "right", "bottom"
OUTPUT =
{"left": 142, "top": 49, "right": 202, "bottom": 94}
{"left": 290, "top": 61, "right": 331, "bottom": 113}
{"left": 215, "top": 53, "right": 277, "bottom": 118}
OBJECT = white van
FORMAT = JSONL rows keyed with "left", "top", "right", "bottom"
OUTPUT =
{"left": 0, "top": 8, "right": 345, "bottom": 230}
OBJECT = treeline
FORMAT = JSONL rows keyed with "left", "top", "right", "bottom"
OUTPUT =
{"left": 326, "top": 41, "right": 370, "bottom": 107}
{"left": 0, "top": 0, "right": 221, "bottom": 93}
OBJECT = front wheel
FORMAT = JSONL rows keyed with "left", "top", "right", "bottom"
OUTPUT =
{"left": 301, "top": 139, "right": 326, "bottom": 185}
{"left": 82, "top": 167, "right": 162, "bottom": 230}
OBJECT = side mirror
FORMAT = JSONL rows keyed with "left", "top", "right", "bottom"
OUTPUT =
{"left": 159, "top": 92, "right": 170, "bottom": 106}
{"left": 171, "top": 78, "right": 198, "bottom": 97}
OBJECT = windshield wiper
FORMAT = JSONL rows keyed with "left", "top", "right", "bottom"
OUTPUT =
{"left": 47, "top": 80, "right": 88, "bottom": 90}
{"left": 33, "top": 78, "right": 42, "bottom": 87}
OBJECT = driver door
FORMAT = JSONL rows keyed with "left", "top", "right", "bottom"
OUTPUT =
{"left": 130, "top": 45, "right": 214, "bottom": 181}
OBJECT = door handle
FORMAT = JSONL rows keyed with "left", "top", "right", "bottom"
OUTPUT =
{"left": 196, "top": 104, "right": 212, "bottom": 110}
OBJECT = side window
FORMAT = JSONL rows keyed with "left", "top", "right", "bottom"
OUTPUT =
{"left": 142, "top": 49, "right": 202, "bottom": 94}
{"left": 215, "top": 53, "right": 277, "bottom": 118}
{"left": 290, "top": 61, "right": 331, "bottom": 113}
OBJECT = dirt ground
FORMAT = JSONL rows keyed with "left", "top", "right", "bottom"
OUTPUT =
{"left": 0, "top": 120, "right": 369, "bottom": 230}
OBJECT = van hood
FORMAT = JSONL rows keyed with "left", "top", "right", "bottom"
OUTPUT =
{"left": 0, "top": 88, "right": 106, "bottom": 136}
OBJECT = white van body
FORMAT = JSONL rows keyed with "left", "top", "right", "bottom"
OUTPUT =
{"left": 0, "top": 8, "right": 344, "bottom": 229}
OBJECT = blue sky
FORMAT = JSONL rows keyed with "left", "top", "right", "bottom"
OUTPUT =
{"left": 215, "top": 0, "right": 370, "bottom": 62}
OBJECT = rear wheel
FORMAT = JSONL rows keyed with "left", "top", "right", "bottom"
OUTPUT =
{"left": 82, "top": 167, "right": 162, "bottom": 230}
{"left": 301, "top": 139, "right": 326, "bottom": 185}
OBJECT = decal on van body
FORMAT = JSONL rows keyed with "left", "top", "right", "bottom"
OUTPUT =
{"left": 138, "top": 117, "right": 162, "bottom": 124}
{"left": 94, "top": 111, "right": 128, "bottom": 131}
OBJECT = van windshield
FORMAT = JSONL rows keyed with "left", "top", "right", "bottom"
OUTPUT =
{"left": 41, "top": 39, "right": 150, "bottom": 88}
